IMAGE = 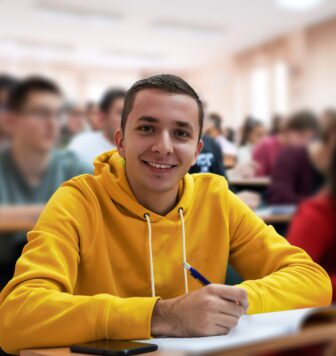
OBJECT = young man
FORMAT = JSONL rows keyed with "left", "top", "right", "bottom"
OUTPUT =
{"left": 0, "top": 75, "right": 331, "bottom": 354}
{"left": 0, "top": 76, "right": 92, "bottom": 290}
{"left": 68, "top": 89, "right": 125, "bottom": 166}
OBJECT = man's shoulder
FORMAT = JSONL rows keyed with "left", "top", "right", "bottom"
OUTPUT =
{"left": 190, "top": 172, "right": 229, "bottom": 192}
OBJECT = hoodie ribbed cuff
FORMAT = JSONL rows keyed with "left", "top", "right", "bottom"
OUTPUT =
{"left": 100, "top": 296, "right": 160, "bottom": 340}
{"left": 238, "top": 281, "right": 263, "bottom": 314}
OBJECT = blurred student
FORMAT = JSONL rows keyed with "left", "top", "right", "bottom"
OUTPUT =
{"left": 69, "top": 89, "right": 125, "bottom": 166}
{"left": 287, "top": 111, "right": 336, "bottom": 301}
{"left": 267, "top": 110, "right": 322, "bottom": 205}
{"left": 237, "top": 117, "right": 266, "bottom": 165}
{"left": 0, "top": 74, "right": 17, "bottom": 149}
{"left": 0, "top": 76, "right": 91, "bottom": 289}
{"left": 207, "top": 113, "right": 237, "bottom": 158}
{"left": 189, "top": 134, "right": 226, "bottom": 177}
{"left": 59, "top": 102, "right": 87, "bottom": 147}
{"left": 86, "top": 101, "right": 101, "bottom": 131}
{"left": 253, "top": 114, "right": 285, "bottom": 177}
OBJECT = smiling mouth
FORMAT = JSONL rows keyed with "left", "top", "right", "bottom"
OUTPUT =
{"left": 142, "top": 160, "right": 178, "bottom": 170}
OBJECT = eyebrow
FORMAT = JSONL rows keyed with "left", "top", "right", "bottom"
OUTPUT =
{"left": 137, "top": 116, "right": 194, "bottom": 131}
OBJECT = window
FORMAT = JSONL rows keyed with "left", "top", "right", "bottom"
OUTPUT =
{"left": 250, "top": 67, "right": 270, "bottom": 122}
{"left": 274, "top": 61, "right": 289, "bottom": 115}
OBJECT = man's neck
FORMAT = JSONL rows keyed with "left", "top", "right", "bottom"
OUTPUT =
{"left": 126, "top": 176, "right": 179, "bottom": 216}
{"left": 10, "top": 141, "right": 51, "bottom": 186}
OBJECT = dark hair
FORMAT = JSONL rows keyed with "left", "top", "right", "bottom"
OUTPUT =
{"left": 240, "top": 116, "right": 264, "bottom": 146}
{"left": 8, "top": 76, "right": 61, "bottom": 112}
{"left": 0, "top": 74, "right": 18, "bottom": 93}
{"left": 99, "top": 88, "right": 126, "bottom": 114}
{"left": 270, "top": 114, "right": 284, "bottom": 135}
{"left": 285, "top": 110, "right": 319, "bottom": 133}
{"left": 225, "top": 127, "right": 235, "bottom": 143}
{"left": 208, "top": 112, "right": 223, "bottom": 133}
{"left": 121, "top": 74, "right": 204, "bottom": 141}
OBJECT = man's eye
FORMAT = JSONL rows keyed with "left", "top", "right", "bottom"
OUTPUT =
{"left": 138, "top": 125, "right": 154, "bottom": 133}
{"left": 175, "top": 129, "right": 189, "bottom": 138}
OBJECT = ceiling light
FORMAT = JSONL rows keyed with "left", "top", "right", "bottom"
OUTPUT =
{"left": 153, "top": 20, "right": 224, "bottom": 38}
{"left": 276, "top": 0, "right": 324, "bottom": 11}
{"left": 36, "top": 0, "right": 122, "bottom": 25}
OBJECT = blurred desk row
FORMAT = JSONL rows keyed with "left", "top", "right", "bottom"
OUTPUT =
{"left": 0, "top": 204, "right": 296, "bottom": 233}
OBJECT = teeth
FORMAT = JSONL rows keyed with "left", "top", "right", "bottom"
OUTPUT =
{"left": 147, "top": 162, "right": 173, "bottom": 169}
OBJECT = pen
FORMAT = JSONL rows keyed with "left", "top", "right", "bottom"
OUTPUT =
{"left": 183, "top": 262, "right": 243, "bottom": 309}
{"left": 183, "top": 262, "right": 211, "bottom": 286}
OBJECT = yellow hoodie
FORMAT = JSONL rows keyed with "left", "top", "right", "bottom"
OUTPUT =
{"left": 0, "top": 150, "right": 332, "bottom": 353}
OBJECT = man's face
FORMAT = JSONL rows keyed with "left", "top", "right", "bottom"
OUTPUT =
{"left": 116, "top": 89, "right": 203, "bottom": 197}
{"left": 104, "top": 97, "right": 124, "bottom": 141}
{"left": 10, "top": 91, "right": 63, "bottom": 152}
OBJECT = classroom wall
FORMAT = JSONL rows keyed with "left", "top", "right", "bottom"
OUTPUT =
{"left": 1, "top": 16, "right": 335, "bottom": 126}
{"left": 185, "top": 16, "right": 336, "bottom": 127}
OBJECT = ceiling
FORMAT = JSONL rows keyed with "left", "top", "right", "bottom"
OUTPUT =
{"left": 0, "top": 0, "right": 336, "bottom": 70}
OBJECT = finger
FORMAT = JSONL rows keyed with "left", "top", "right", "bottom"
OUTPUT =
{"left": 218, "top": 313, "right": 240, "bottom": 328}
{"left": 214, "top": 324, "right": 230, "bottom": 335}
{"left": 213, "top": 285, "right": 249, "bottom": 310}
{"left": 218, "top": 299, "right": 245, "bottom": 318}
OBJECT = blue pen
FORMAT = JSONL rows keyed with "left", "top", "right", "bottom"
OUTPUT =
{"left": 183, "top": 262, "right": 211, "bottom": 286}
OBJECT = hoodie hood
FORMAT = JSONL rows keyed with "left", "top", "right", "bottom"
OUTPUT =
{"left": 93, "top": 149, "right": 195, "bottom": 223}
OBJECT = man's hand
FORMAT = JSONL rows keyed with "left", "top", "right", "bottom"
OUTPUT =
{"left": 151, "top": 284, "right": 248, "bottom": 337}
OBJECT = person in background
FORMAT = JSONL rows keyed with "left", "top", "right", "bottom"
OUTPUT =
{"left": 237, "top": 117, "right": 266, "bottom": 165}
{"left": 58, "top": 102, "right": 87, "bottom": 147}
{"left": 252, "top": 114, "right": 285, "bottom": 177}
{"left": 86, "top": 101, "right": 101, "bottom": 131}
{"left": 267, "top": 110, "right": 322, "bottom": 205}
{"left": 0, "top": 74, "right": 18, "bottom": 150}
{"left": 223, "top": 127, "right": 236, "bottom": 143}
{"left": 287, "top": 110, "right": 336, "bottom": 301}
{"left": 269, "top": 114, "right": 283, "bottom": 136}
{"left": 0, "top": 76, "right": 92, "bottom": 290}
{"left": 206, "top": 113, "right": 237, "bottom": 166}
{"left": 189, "top": 134, "right": 226, "bottom": 177}
{"left": 68, "top": 89, "right": 125, "bottom": 166}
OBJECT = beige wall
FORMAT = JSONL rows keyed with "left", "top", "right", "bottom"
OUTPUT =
{"left": 185, "top": 17, "right": 336, "bottom": 128}
{"left": 1, "top": 16, "right": 335, "bottom": 126}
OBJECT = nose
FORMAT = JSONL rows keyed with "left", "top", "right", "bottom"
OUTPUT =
{"left": 151, "top": 131, "right": 173, "bottom": 155}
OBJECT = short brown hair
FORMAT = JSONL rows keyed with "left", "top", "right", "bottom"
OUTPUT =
{"left": 121, "top": 74, "right": 204, "bottom": 141}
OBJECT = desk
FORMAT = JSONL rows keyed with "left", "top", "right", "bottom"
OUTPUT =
{"left": 255, "top": 205, "right": 296, "bottom": 225}
{"left": 21, "top": 324, "right": 336, "bottom": 356}
{"left": 230, "top": 176, "right": 271, "bottom": 188}
{"left": 0, "top": 205, "right": 43, "bottom": 233}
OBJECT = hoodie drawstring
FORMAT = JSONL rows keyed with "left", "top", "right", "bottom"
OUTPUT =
{"left": 144, "top": 210, "right": 189, "bottom": 297}
{"left": 178, "top": 208, "right": 189, "bottom": 295}
{"left": 144, "top": 213, "right": 156, "bottom": 297}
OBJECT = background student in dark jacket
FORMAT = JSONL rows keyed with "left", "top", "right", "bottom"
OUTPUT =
{"left": 267, "top": 110, "right": 323, "bottom": 204}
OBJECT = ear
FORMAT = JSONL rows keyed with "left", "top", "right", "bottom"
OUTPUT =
{"left": 114, "top": 129, "right": 125, "bottom": 158}
{"left": 192, "top": 139, "right": 204, "bottom": 165}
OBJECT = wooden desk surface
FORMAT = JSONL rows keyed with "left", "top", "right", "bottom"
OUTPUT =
{"left": 230, "top": 176, "right": 271, "bottom": 187}
{"left": 0, "top": 205, "right": 43, "bottom": 233}
{"left": 21, "top": 323, "right": 336, "bottom": 356}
